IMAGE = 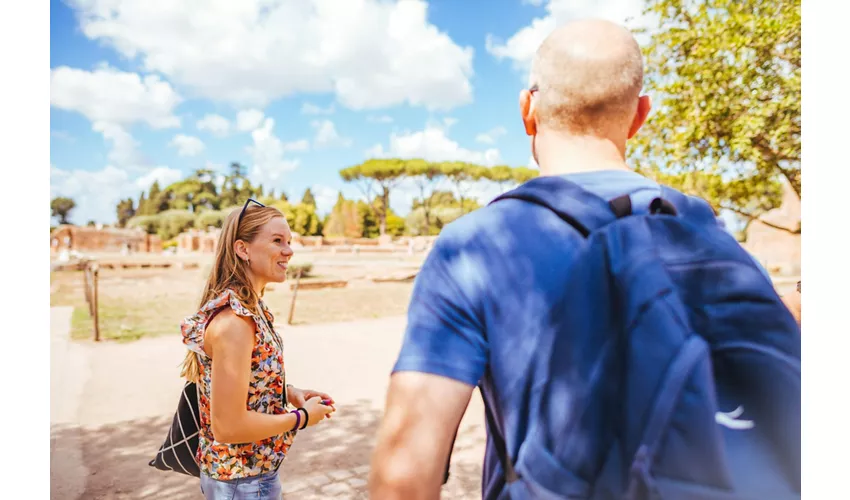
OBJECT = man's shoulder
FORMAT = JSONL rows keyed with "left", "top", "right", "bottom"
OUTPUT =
{"left": 433, "top": 197, "right": 562, "bottom": 253}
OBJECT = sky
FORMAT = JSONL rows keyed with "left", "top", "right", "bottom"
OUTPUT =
{"left": 50, "top": 0, "right": 649, "bottom": 225}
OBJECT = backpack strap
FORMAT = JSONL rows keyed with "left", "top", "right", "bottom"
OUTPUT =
{"left": 481, "top": 390, "right": 519, "bottom": 484}
{"left": 485, "top": 175, "right": 714, "bottom": 489}
{"left": 659, "top": 185, "right": 718, "bottom": 227}
{"left": 491, "top": 176, "right": 623, "bottom": 237}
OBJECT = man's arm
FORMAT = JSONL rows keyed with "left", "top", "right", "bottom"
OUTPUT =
{"left": 369, "top": 230, "right": 490, "bottom": 499}
{"left": 369, "top": 372, "right": 474, "bottom": 500}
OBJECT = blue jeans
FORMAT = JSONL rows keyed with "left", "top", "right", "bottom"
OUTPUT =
{"left": 200, "top": 471, "right": 281, "bottom": 499}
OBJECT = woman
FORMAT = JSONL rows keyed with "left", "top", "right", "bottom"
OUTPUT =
{"left": 179, "top": 200, "right": 335, "bottom": 499}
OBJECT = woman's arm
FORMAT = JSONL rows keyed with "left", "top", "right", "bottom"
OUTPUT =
{"left": 204, "top": 310, "right": 302, "bottom": 444}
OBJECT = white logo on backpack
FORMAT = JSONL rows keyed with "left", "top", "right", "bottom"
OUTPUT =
{"left": 715, "top": 405, "right": 754, "bottom": 430}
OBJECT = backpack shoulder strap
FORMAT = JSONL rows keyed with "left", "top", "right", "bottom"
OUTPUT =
{"left": 659, "top": 186, "right": 718, "bottom": 227}
{"left": 491, "top": 176, "right": 622, "bottom": 237}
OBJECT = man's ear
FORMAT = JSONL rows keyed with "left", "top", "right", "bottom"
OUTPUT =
{"left": 627, "top": 95, "right": 652, "bottom": 139}
{"left": 519, "top": 89, "right": 537, "bottom": 136}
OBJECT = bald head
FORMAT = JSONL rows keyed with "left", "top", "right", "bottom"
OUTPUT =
{"left": 528, "top": 19, "right": 644, "bottom": 135}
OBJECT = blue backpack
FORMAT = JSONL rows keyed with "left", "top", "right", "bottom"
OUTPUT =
{"left": 483, "top": 176, "right": 801, "bottom": 499}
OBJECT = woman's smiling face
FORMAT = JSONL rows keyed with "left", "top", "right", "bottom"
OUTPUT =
{"left": 244, "top": 216, "right": 294, "bottom": 285}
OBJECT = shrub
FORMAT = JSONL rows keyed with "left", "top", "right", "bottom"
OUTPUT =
{"left": 286, "top": 262, "right": 312, "bottom": 279}
{"left": 157, "top": 210, "right": 196, "bottom": 241}
{"left": 195, "top": 210, "right": 226, "bottom": 230}
{"left": 126, "top": 215, "right": 162, "bottom": 235}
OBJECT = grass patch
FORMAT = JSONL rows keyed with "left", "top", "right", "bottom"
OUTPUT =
{"left": 51, "top": 264, "right": 415, "bottom": 342}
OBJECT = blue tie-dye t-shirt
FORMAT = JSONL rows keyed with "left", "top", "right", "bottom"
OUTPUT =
{"left": 391, "top": 169, "right": 767, "bottom": 498}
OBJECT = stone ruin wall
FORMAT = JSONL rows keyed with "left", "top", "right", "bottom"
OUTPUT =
{"left": 50, "top": 225, "right": 162, "bottom": 254}
{"left": 741, "top": 181, "right": 801, "bottom": 276}
{"left": 173, "top": 228, "right": 438, "bottom": 254}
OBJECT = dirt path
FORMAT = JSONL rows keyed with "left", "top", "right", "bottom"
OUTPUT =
{"left": 51, "top": 306, "right": 90, "bottom": 500}
{"left": 50, "top": 312, "right": 486, "bottom": 499}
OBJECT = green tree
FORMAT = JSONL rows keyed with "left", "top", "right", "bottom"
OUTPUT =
{"left": 162, "top": 169, "right": 221, "bottom": 213}
{"left": 407, "top": 190, "right": 479, "bottom": 235}
{"left": 301, "top": 188, "right": 317, "bottom": 208}
{"left": 144, "top": 181, "right": 170, "bottom": 214}
{"left": 484, "top": 165, "right": 515, "bottom": 193}
{"left": 340, "top": 159, "right": 406, "bottom": 235}
{"left": 115, "top": 198, "right": 136, "bottom": 227}
{"left": 322, "top": 193, "right": 348, "bottom": 237}
{"left": 220, "top": 162, "right": 254, "bottom": 208}
{"left": 322, "top": 193, "right": 373, "bottom": 238}
{"left": 195, "top": 210, "right": 226, "bottom": 230}
{"left": 156, "top": 210, "right": 196, "bottom": 240}
{"left": 632, "top": 0, "right": 800, "bottom": 232}
{"left": 440, "top": 162, "right": 484, "bottom": 214}
{"left": 385, "top": 212, "right": 406, "bottom": 237}
{"left": 357, "top": 200, "right": 380, "bottom": 238}
{"left": 405, "top": 159, "right": 444, "bottom": 236}
{"left": 478, "top": 165, "right": 538, "bottom": 193}
{"left": 137, "top": 192, "right": 148, "bottom": 217}
{"left": 511, "top": 166, "right": 538, "bottom": 185}
{"left": 126, "top": 215, "right": 161, "bottom": 235}
{"left": 50, "top": 196, "right": 76, "bottom": 224}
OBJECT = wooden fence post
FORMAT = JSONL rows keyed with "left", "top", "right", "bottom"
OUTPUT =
{"left": 83, "top": 264, "right": 93, "bottom": 316}
{"left": 287, "top": 269, "right": 303, "bottom": 325}
{"left": 92, "top": 263, "right": 100, "bottom": 342}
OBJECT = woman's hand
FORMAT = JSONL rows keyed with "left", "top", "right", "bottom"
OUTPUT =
{"left": 302, "top": 396, "right": 336, "bottom": 427}
{"left": 288, "top": 385, "right": 334, "bottom": 408}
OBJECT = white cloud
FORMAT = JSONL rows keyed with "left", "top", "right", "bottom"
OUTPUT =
{"left": 485, "top": 0, "right": 647, "bottom": 72}
{"left": 170, "top": 134, "right": 206, "bottom": 157}
{"left": 50, "top": 65, "right": 181, "bottom": 128}
{"left": 475, "top": 126, "right": 507, "bottom": 144}
{"left": 367, "top": 125, "right": 501, "bottom": 166}
{"left": 134, "top": 166, "right": 183, "bottom": 191}
{"left": 522, "top": 0, "right": 545, "bottom": 6}
{"left": 51, "top": 130, "right": 75, "bottom": 142}
{"left": 311, "top": 184, "right": 340, "bottom": 215}
{"left": 51, "top": 65, "right": 183, "bottom": 168}
{"left": 301, "top": 103, "right": 335, "bottom": 115}
{"left": 367, "top": 115, "right": 394, "bottom": 124}
{"left": 92, "top": 121, "right": 143, "bottom": 166}
{"left": 236, "top": 109, "right": 266, "bottom": 132}
{"left": 71, "top": 0, "right": 474, "bottom": 110}
{"left": 283, "top": 139, "right": 310, "bottom": 152}
{"left": 312, "top": 120, "right": 353, "bottom": 148}
{"left": 247, "top": 118, "right": 300, "bottom": 188}
{"left": 196, "top": 114, "right": 231, "bottom": 137}
{"left": 50, "top": 164, "right": 182, "bottom": 225}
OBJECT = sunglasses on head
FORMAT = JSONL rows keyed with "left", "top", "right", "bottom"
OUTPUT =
{"left": 237, "top": 198, "right": 265, "bottom": 228}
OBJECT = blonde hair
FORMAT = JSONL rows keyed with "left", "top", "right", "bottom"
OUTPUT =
{"left": 180, "top": 203, "right": 285, "bottom": 382}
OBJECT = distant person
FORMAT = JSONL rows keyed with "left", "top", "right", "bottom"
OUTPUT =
{"left": 369, "top": 19, "right": 800, "bottom": 500}
{"left": 180, "top": 200, "right": 335, "bottom": 499}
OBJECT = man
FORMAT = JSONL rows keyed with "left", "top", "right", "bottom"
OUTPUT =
{"left": 369, "top": 18, "right": 798, "bottom": 499}
{"left": 369, "top": 19, "right": 652, "bottom": 499}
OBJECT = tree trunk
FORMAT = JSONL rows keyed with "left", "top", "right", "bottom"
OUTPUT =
{"left": 379, "top": 186, "right": 390, "bottom": 236}
{"left": 418, "top": 183, "right": 431, "bottom": 236}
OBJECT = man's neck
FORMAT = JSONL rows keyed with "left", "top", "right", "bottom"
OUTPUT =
{"left": 534, "top": 132, "right": 631, "bottom": 177}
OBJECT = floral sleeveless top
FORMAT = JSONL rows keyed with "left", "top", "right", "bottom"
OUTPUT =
{"left": 181, "top": 289, "right": 295, "bottom": 480}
